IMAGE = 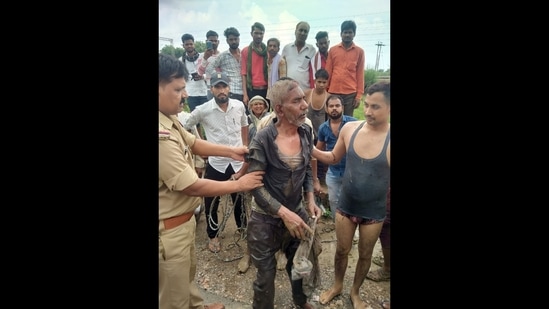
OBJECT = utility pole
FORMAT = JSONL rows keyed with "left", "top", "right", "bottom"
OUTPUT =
{"left": 375, "top": 41, "right": 385, "bottom": 71}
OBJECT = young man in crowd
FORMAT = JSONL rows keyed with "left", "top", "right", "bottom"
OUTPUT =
{"left": 199, "top": 30, "right": 221, "bottom": 100}
{"left": 315, "top": 94, "right": 357, "bottom": 221}
{"left": 325, "top": 20, "right": 365, "bottom": 116}
{"left": 311, "top": 31, "right": 330, "bottom": 77}
{"left": 241, "top": 22, "right": 269, "bottom": 112}
{"left": 205, "top": 27, "right": 245, "bottom": 104}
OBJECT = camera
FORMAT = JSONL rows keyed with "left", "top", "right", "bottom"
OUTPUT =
{"left": 206, "top": 40, "right": 213, "bottom": 50}
{"left": 191, "top": 72, "right": 199, "bottom": 81}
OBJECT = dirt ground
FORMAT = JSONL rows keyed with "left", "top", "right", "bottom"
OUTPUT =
{"left": 193, "top": 193, "right": 390, "bottom": 309}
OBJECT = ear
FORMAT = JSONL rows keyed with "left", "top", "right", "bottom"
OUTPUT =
{"left": 274, "top": 104, "right": 283, "bottom": 115}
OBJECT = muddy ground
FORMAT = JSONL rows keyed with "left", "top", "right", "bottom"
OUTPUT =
{"left": 194, "top": 193, "right": 390, "bottom": 309}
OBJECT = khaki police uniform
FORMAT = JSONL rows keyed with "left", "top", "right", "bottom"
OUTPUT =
{"left": 158, "top": 111, "right": 204, "bottom": 309}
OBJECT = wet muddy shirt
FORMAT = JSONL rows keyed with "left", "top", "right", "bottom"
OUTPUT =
{"left": 247, "top": 119, "right": 314, "bottom": 216}
{"left": 339, "top": 122, "right": 390, "bottom": 220}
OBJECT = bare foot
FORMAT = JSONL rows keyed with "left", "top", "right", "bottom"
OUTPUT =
{"left": 319, "top": 286, "right": 342, "bottom": 305}
{"left": 350, "top": 293, "right": 367, "bottom": 309}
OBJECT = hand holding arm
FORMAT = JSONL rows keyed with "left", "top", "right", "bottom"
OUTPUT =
{"left": 183, "top": 171, "right": 264, "bottom": 197}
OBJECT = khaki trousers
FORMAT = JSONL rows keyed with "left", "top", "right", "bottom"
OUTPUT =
{"left": 159, "top": 216, "right": 204, "bottom": 309}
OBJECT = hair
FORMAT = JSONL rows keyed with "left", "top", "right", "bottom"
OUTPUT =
{"left": 341, "top": 20, "right": 357, "bottom": 34}
{"left": 315, "top": 68, "right": 329, "bottom": 80}
{"left": 206, "top": 30, "right": 218, "bottom": 38}
{"left": 224, "top": 27, "right": 240, "bottom": 38}
{"left": 257, "top": 77, "right": 297, "bottom": 130}
{"left": 325, "top": 94, "right": 343, "bottom": 106}
{"left": 159, "top": 53, "right": 188, "bottom": 84}
{"left": 295, "top": 21, "right": 310, "bottom": 31}
{"left": 251, "top": 22, "right": 265, "bottom": 32}
{"left": 181, "top": 33, "right": 194, "bottom": 43}
{"left": 269, "top": 77, "right": 300, "bottom": 111}
{"left": 315, "top": 31, "right": 328, "bottom": 41}
{"left": 267, "top": 38, "right": 280, "bottom": 47}
{"left": 366, "top": 81, "right": 390, "bottom": 104}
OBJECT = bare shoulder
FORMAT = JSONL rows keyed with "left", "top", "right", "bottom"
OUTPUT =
{"left": 340, "top": 120, "right": 362, "bottom": 134}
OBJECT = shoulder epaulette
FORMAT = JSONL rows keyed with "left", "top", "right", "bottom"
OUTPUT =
{"left": 159, "top": 125, "right": 171, "bottom": 140}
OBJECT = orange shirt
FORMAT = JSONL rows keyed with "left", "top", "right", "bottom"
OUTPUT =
{"left": 325, "top": 42, "right": 365, "bottom": 99}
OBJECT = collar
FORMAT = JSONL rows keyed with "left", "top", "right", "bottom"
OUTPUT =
{"left": 335, "top": 41, "right": 355, "bottom": 50}
{"left": 159, "top": 111, "right": 176, "bottom": 129}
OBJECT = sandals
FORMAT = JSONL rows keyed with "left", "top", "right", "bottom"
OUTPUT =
{"left": 208, "top": 237, "right": 221, "bottom": 253}
{"left": 366, "top": 268, "right": 390, "bottom": 282}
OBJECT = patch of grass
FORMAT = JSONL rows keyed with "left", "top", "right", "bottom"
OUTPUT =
{"left": 353, "top": 98, "right": 365, "bottom": 120}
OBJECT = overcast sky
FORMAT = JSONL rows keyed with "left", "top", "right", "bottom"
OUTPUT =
{"left": 159, "top": 0, "right": 390, "bottom": 71}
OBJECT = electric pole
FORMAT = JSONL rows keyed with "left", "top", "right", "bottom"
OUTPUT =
{"left": 375, "top": 41, "right": 385, "bottom": 71}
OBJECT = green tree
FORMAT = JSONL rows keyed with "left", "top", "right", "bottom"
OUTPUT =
{"left": 364, "top": 69, "right": 378, "bottom": 89}
{"left": 160, "top": 45, "right": 185, "bottom": 59}
{"left": 194, "top": 41, "right": 206, "bottom": 53}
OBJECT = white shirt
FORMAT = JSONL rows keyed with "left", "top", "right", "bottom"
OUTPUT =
{"left": 181, "top": 53, "right": 208, "bottom": 97}
{"left": 183, "top": 98, "right": 248, "bottom": 173}
{"left": 281, "top": 42, "right": 316, "bottom": 90}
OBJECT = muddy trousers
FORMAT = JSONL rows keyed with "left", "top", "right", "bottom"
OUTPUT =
{"left": 247, "top": 210, "right": 309, "bottom": 309}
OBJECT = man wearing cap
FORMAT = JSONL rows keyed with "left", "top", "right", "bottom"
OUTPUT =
{"left": 183, "top": 72, "right": 250, "bottom": 253}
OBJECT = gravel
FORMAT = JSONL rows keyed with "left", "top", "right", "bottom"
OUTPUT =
{"left": 194, "top": 196, "right": 390, "bottom": 309}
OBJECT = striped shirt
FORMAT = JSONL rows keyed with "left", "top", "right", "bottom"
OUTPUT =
{"left": 206, "top": 49, "right": 243, "bottom": 95}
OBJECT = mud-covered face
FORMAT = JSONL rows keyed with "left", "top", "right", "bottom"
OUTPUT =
{"left": 279, "top": 86, "right": 308, "bottom": 127}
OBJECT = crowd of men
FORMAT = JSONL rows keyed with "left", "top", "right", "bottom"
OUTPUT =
{"left": 159, "top": 19, "right": 390, "bottom": 309}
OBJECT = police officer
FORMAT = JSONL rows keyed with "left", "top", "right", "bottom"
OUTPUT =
{"left": 158, "top": 53, "right": 264, "bottom": 309}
